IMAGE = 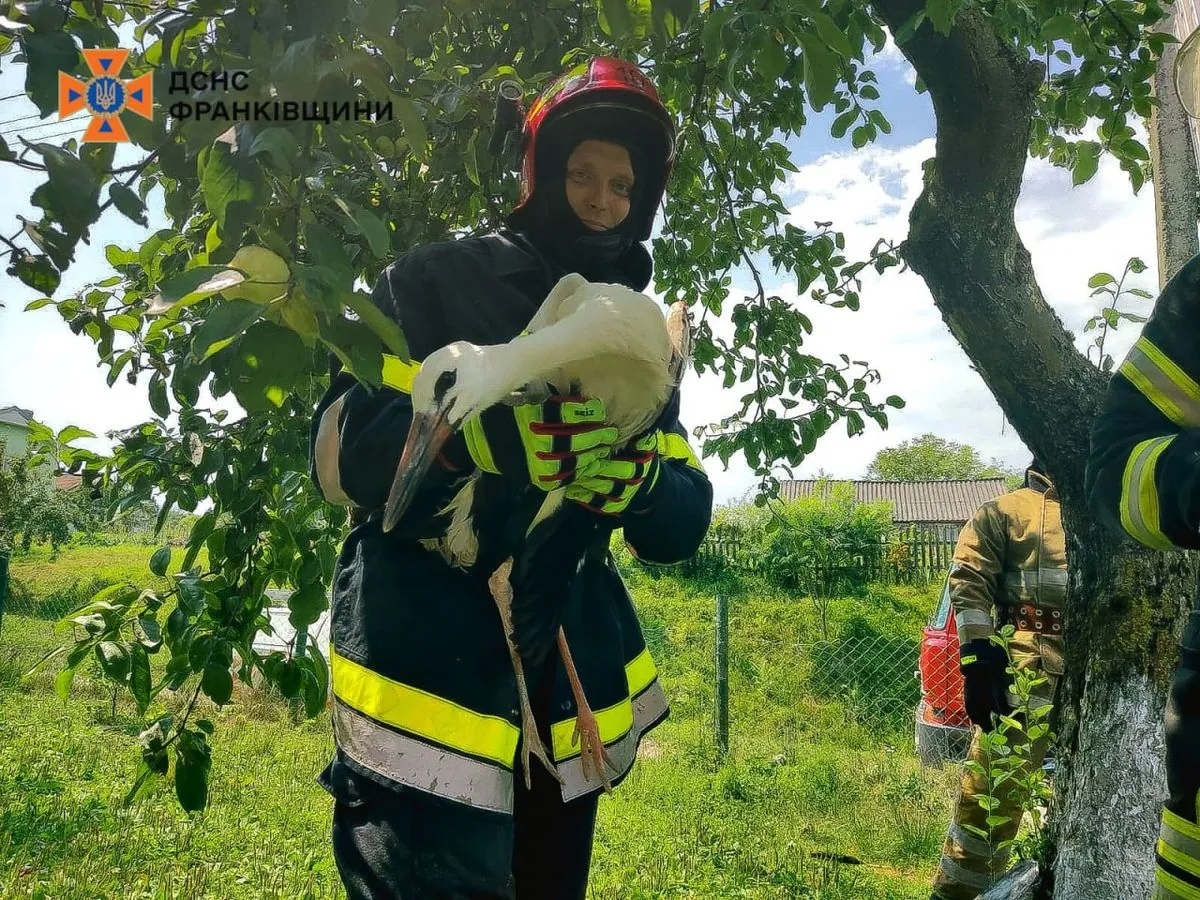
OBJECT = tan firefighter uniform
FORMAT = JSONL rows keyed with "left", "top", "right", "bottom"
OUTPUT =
{"left": 932, "top": 469, "right": 1066, "bottom": 900}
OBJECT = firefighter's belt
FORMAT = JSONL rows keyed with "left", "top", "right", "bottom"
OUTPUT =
{"left": 995, "top": 602, "right": 1063, "bottom": 635}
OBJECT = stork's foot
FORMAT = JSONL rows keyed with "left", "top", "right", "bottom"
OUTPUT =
{"left": 516, "top": 679, "right": 562, "bottom": 791}
{"left": 572, "top": 701, "right": 615, "bottom": 792}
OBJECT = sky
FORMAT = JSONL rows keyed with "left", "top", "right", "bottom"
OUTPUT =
{"left": 0, "top": 38, "right": 1164, "bottom": 508}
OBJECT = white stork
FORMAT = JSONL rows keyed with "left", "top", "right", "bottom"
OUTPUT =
{"left": 381, "top": 273, "right": 692, "bottom": 790}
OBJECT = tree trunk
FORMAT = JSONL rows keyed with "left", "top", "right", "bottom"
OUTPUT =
{"left": 867, "top": 2, "right": 1198, "bottom": 895}
{"left": 1149, "top": 2, "right": 1200, "bottom": 288}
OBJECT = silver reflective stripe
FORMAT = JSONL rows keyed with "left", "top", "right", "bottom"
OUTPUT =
{"left": 1124, "top": 340, "right": 1200, "bottom": 427}
{"left": 1003, "top": 569, "right": 1067, "bottom": 603}
{"left": 1163, "top": 817, "right": 1200, "bottom": 865}
{"left": 956, "top": 609, "right": 995, "bottom": 629}
{"left": 333, "top": 700, "right": 515, "bottom": 814}
{"left": 557, "top": 679, "right": 669, "bottom": 803}
{"left": 948, "top": 823, "right": 1002, "bottom": 860}
{"left": 938, "top": 854, "right": 999, "bottom": 891}
{"left": 314, "top": 393, "right": 353, "bottom": 506}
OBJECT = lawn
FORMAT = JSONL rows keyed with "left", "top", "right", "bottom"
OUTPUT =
{"left": 0, "top": 544, "right": 956, "bottom": 899}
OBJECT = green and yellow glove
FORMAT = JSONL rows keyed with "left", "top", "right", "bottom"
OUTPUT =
{"left": 451, "top": 396, "right": 620, "bottom": 490}
{"left": 565, "top": 432, "right": 661, "bottom": 516}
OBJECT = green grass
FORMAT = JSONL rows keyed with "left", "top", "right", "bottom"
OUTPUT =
{"left": 0, "top": 544, "right": 956, "bottom": 899}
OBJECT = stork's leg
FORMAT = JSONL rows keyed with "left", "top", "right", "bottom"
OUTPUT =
{"left": 557, "top": 627, "right": 615, "bottom": 792}
{"left": 487, "top": 559, "right": 561, "bottom": 790}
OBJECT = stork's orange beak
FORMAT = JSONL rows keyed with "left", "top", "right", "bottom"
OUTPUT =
{"left": 381, "top": 407, "right": 455, "bottom": 533}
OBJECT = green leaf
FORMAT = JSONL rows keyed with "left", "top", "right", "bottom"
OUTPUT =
{"left": 1041, "top": 13, "right": 1077, "bottom": 42}
{"left": 22, "top": 30, "right": 79, "bottom": 117}
{"left": 1073, "top": 141, "right": 1101, "bottom": 185}
{"left": 798, "top": 33, "right": 838, "bottom": 112}
{"left": 925, "top": 0, "right": 957, "bottom": 35}
{"left": 134, "top": 615, "right": 163, "bottom": 652}
{"left": 394, "top": 98, "right": 429, "bottom": 165}
{"left": 350, "top": 206, "right": 391, "bottom": 259}
{"left": 27, "top": 142, "right": 101, "bottom": 236}
{"left": 109, "top": 313, "right": 141, "bottom": 334}
{"left": 702, "top": 7, "right": 731, "bottom": 64}
{"left": 190, "top": 300, "right": 265, "bottom": 362}
{"left": 1087, "top": 272, "right": 1116, "bottom": 288}
{"left": 318, "top": 316, "right": 385, "bottom": 387}
{"left": 1128, "top": 257, "right": 1148, "bottom": 274}
{"left": 201, "top": 664, "right": 233, "bottom": 705}
{"left": 149, "top": 546, "right": 172, "bottom": 577}
{"left": 809, "top": 10, "right": 854, "bottom": 59}
{"left": 304, "top": 223, "right": 354, "bottom": 284}
{"left": 759, "top": 37, "right": 788, "bottom": 81}
{"left": 346, "top": 290, "right": 409, "bottom": 360}
{"left": 174, "top": 731, "right": 212, "bottom": 813}
{"left": 288, "top": 583, "right": 328, "bottom": 630}
{"left": 25, "top": 297, "right": 54, "bottom": 311}
{"left": 149, "top": 373, "right": 170, "bottom": 418}
{"left": 198, "top": 144, "right": 260, "bottom": 237}
{"left": 55, "top": 665, "right": 78, "bottom": 701}
{"left": 228, "top": 322, "right": 308, "bottom": 413}
{"left": 129, "top": 643, "right": 152, "bottom": 713}
{"left": 247, "top": 127, "right": 301, "bottom": 176}
{"left": 831, "top": 109, "right": 858, "bottom": 139}
{"left": 9, "top": 253, "right": 60, "bottom": 294}
{"left": 109, "top": 183, "right": 148, "bottom": 225}
{"left": 97, "top": 640, "right": 131, "bottom": 681}
{"left": 149, "top": 266, "right": 246, "bottom": 315}
{"left": 57, "top": 425, "right": 94, "bottom": 444}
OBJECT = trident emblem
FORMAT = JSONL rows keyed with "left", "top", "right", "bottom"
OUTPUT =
{"left": 58, "top": 49, "right": 153, "bottom": 143}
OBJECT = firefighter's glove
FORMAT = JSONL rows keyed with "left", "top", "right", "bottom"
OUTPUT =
{"left": 960, "top": 638, "right": 1014, "bottom": 731}
{"left": 456, "top": 396, "right": 619, "bottom": 490}
{"left": 566, "top": 432, "right": 660, "bottom": 516}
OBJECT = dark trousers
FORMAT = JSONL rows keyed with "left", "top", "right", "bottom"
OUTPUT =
{"left": 323, "top": 665, "right": 599, "bottom": 899}
{"left": 1165, "top": 610, "right": 1200, "bottom": 822}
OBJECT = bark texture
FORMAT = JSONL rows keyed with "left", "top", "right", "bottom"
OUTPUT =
{"left": 867, "top": 2, "right": 1198, "bottom": 896}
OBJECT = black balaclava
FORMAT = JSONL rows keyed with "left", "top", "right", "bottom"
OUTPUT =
{"left": 520, "top": 114, "right": 655, "bottom": 280}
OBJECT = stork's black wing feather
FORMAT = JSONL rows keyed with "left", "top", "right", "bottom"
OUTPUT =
{"left": 508, "top": 503, "right": 613, "bottom": 672}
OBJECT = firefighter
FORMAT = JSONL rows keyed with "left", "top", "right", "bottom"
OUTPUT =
{"left": 308, "top": 57, "right": 713, "bottom": 899}
{"left": 931, "top": 459, "right": 1066, "bottom": 900}
{"left": 1085, "top": 253, "right": 1200, "bottom": 900}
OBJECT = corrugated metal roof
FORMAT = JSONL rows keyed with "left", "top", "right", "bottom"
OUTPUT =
{"left": 0, "top": 406, "right": 33, "bottom": 427}
{"left": 779, "top": 478, "right": 1009, "bottom": 523}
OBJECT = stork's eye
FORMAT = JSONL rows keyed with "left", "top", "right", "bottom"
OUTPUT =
{"left": 434, "top": 369, "right": 457, "bottom": 400}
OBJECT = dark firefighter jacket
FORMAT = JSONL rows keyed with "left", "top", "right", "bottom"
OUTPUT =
{"left": 1085, "top": 253, "right": 1200, "bottom": 900}
{"left": 308, "top": 229, "right": 713, "bottom": 814}
{"left": 1087, "top": 252, "right": 1200, "bottom": 554}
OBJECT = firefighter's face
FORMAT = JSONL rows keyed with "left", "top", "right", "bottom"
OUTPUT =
{"left": 564, "top": 139, "right": 634, "bottom": 232}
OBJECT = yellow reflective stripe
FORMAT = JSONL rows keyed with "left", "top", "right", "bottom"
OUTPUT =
{"left": 462, "top": 415, "right": 500, "bottom": 474}
{"left": 658, "top": 431, "right": 704, "bottom": 473}
{"left": 381, "top": 354, "right": 420, "bottom": 394}
{"left": 626, "top": 647, "right": 657, "bottom": 695}
{"left": 1120, "top": 437, "right": 1177, "bottom": 551}
{"left": 1120, "top": 337, "right": 1200, "bottom": 427}
{"left": 550, "top": 648, "right": 659, "bottom": 761}
{"left": 1161, "top": 839, "right": 1200, "bottom": 880}
{"left": 330, "top": 647, "right": 519, "bottom": 767}
{"left": 551, "top": 695, "right": 635, "bottom": 761}
{"left": 1167, "top": 809, "right": 1200, "bottom": 845}
{"left": 1157, "top": 867, "right": 1200, "bottom": 900}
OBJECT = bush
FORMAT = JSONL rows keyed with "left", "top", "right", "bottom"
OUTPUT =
{"left": 759, "top": 482, "right": 893, "bottom": 597}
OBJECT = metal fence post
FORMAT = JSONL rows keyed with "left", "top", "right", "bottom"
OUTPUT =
{"left": 0, "top": 548, "right": 8, "bottom": 631}
{"left": 715, "top": 592, "right": 729, "bottom": 761}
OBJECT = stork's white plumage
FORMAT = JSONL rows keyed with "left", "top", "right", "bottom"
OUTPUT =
{"left": 382, "top": 273, "right": 691, "bottom": 789}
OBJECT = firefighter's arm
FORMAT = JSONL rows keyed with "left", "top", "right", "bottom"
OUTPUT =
{"left": 949, "top": 502, "right": 1007, "bottom": 646}
{"left": 309, "top": 252, "right": 458, "bottom": 519}
{"left": 618, "top": 419, "right": 713, "bottom": 565}
{"left": 1085, "top": 315, "right": 1200, "bottom": 551}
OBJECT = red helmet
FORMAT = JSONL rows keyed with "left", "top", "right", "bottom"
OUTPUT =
{"left": 510, "top": 57, "right": 676, "bottom": 242}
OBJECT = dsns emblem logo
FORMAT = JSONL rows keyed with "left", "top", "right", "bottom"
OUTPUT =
{"left": 58, "top": 49, "right": 153, "bottom": 143}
